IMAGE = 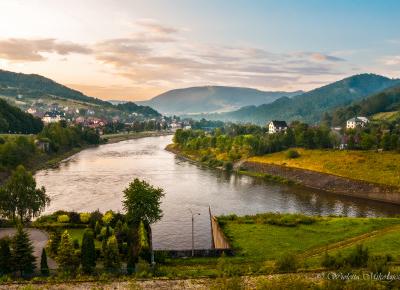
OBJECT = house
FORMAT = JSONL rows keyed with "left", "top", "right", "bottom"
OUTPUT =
{"left": 346, "top": 116, "right": 369, "bottom": 129}
{"left": 268, "top": 120, "right": 288, "bottom": 134}
{"left": 42, "top": 111, "right": 65, "bottom": 124}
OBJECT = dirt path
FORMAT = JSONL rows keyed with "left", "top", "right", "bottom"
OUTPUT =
{"left": 298, "top": 224, "right": 400, "bottom": 260}
{"left": 0, "top": 228, "right": 57, "bottom": 270}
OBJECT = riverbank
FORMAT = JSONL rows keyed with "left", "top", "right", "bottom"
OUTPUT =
{"left": 166, "top": 144, "right": 400, "bottom": 205}
{"left": 102, "top": 131, "right": 173, "bottom": 144}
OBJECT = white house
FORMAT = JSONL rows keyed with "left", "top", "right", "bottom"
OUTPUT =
{"left": 42, "top": 111, "right": 65, "bottom": 124}
{"left": 346, "top": 116, "right": 369, "bottom": 129}
{"left": 268, "top": 120, "right": 288, "bottom": 134}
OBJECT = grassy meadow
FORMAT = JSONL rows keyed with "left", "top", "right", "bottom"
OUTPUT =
{"left": 218, "top": 214, "right": 400, "bottom": 262}
{"left": 248, "top": 149, "right": 400, "bottom": 187}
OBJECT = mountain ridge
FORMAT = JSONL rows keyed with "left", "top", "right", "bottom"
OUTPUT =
{"left": 137, "top": 86, "right": 303, "bottom": 115}
{"left": 201, "top": 74, "right": 400, "bottom": 124}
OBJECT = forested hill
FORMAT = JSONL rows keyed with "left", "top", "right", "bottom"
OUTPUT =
{"left": 0, "top": 99, "right": 43, "bottom": 133}
{"left": 0, "top": 69, "right": 110, "bottom": 106}
{"left": 325, "top": 84, "right": 400, "bottom": 126}
{"left": 116, "top": 102, "right": 161, "bottom": 118}
{"left": 208, "top": 74, "right": 400, "bottom": 124}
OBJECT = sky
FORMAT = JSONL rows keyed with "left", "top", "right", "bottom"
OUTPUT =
{"left": 0, "top": 0, "right": 399, "bottom": 101}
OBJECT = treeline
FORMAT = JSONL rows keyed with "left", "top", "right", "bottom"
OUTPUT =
{"left": 323, "top": 85, "right": 400, "bottom": 126}
{"left": 344, "top": 120, "right": 400, "bottom": 150}
{"left": 0, "top": 122, "right": 100, "bottom": 174}
{"left": 173, "top": 122, "right": 336, "bottom": 165}
{"left": 115, "top": 102, "right": 161, "bottom": 118}
{"left": 0, "top": 99, "right": 43, "bottom": 134}
{"left": 103, "top": 120, "right": 168, "bottom": 134}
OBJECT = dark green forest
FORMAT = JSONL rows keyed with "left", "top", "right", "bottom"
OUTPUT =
{"left": 0, "top": 99, "right": 43, "bottom": 134}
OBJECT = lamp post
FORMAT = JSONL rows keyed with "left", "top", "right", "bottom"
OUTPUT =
{"left": 189, "top": 209, "right": 200, "bottom": 257}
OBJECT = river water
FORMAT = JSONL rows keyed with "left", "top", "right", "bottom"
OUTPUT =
{"left": 35, "top": 135, "right": 400, "bottom": 250}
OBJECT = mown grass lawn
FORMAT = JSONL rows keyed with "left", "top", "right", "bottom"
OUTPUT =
{"left": 220, "top": 216, "right": 400, "bottom": 262}
{"left": 248, "top": 149, "right": 400, "bottom": 187}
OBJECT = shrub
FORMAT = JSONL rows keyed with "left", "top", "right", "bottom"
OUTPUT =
{"left": 81, "top": 229, "right": 96, "bottom": 274}
{"left": 367, "top": 255, "right": 390, "bottom": 274}
{"left": 286, "top": 149, "right": 300, "bottom": 159}
{"left": 102, "top": 211, "right": 114, "bottom": 225}
{"left": 79, "top": 213, "right": 91, "bottom": 224}
{"left": 275, "top": 253, "right": 298, "bottom": 272}
{"left": 346, "top": 244, "right": 369, "bottom": 267}
{"left": 40, "top": 248, "right": 49, "bottom": 276}
{"left": 0, "top": 238, "right": 13, "bottom": 275}
{"left": 68, "top": 212, "right": 80, "bottom": 224}
{"left": 57, "top": 214, "right": 70, "bottom": 223}
{"left": 135, "top": 258, "right": 152, "bottom": 278}
{"left": 224, "top": 161, "right": 233, "bottom": 171}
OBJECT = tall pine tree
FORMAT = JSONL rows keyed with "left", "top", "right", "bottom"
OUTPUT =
{"left": 81, "top": 229, "right": 96, "bottom": 274}
{"left": 12, "top": 227, "right": 36, "bottom": 277}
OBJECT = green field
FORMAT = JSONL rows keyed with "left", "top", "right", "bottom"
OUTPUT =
{"left": 219, "top": 214, "right": 400, "bottom": 263}
{"left": 249, "top": 148, "right": 400, "bottom": 187}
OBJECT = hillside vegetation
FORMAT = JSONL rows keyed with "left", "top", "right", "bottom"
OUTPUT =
{"left": 0, "top": 69, "right": 109, "bottom": 106}
{"left": 248, "top": 148, "right": 400, "bottom": 187}
{"left": 0, "top": 99, "right": 43, "bottom": 133}
{"left": 326, "top": 84, "right": 400, "bottom": 125}
{"left": 206, "top": 74, "right": 399, "bottom": 124}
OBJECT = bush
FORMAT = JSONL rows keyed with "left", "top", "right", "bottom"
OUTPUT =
{"left": 286, "top": 149, "right": 300, "bottom": 159}
{"left": 346, "top": 244, "right": 369, "bottom": 267}
{"left": 57, "top": 214, "right": 70, "bottom": 223}
{"left": 367, "top": 255, "right": 390, "bottom": 274}
{"left": 80, "top": 213, "right": 91, "bottom": 224}
{"left": 68, "top": 212, "right": 80, "bottom": 224}
{"left": 275, "top": 253, "right": 298, "bottom": 272}
{"left": 224, "top": 161, "right": 233, "bottom": 171}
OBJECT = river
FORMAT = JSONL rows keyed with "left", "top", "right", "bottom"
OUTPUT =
{"left": 35, "top": 135, "right": 400, "bottom": 250}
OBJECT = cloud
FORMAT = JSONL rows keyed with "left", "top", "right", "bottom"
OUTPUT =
{"left": 0, "top": 38, "right": 91, "bottom": 61}
{"left": 382, "top": 55, "right": 400, "bottom": 66}
{"left": 135, "top": 18, "right": 179, "bottom": 35}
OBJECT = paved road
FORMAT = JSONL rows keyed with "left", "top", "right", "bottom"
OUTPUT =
{"left": 0, "top": 228, "right": 57, "bottom": 270}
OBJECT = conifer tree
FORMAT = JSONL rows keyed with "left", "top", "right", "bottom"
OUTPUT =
{"left": 0, "top": 238, "right": 13, "bottom": 275}
{"left": 40, "top": 248, "right": 49, "bottom": 276}
{"left": 49, "top": 230, "right": 61, "bottom": 256}
{"left": 103, "top": 235, "right": 120, "bottom": 273}
{"left": 57, "top": 230, "right": 76, "bottom": 274}
{"left": 12, "top": 227, "right": 36, "bottom": 277}
{"left": 81, "top": 229, "right": 96, "bottom": 274}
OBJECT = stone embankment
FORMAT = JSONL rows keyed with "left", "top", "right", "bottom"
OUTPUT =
{"left": 241, "top": 161, "right": 400, "bottom": 205}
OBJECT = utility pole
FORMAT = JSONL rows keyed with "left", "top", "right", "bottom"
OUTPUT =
{"left": 189, "top": 209, "right": 200, "bottom": 257}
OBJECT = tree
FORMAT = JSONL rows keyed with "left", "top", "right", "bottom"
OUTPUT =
{"left": 0, "top": 238, "right": 13, "bottom": 275}
{"left": 12, "top": 227, "right": 36, "bottom": 277}
{"left": 0, "top": 165, "right": 50, "bottom": 224}
{"left": 103, "top": 235, "right": 120, "bottom": 273}
{"left": 123, "top": 178, "right": 165, "bottom": 226}
{"left": 81, "top": 229, "right": 96, "bottom": 274}
{"left": 57, "top": 230, "right": 76, "bottom": 274}
{"left": 48, "top": 230, "right": 61, "bottom": 256}
{"left": 40, "top": 248, "right": 49, "bottom": 276}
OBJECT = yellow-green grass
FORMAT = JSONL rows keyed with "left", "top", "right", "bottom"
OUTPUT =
{"left": 220, "top": 216, "right": 400, "bottom": 262}
{"left": 305, "top": 227, "right": 400, "bottom": 268}
{"left": 372, "top": 111, "right": 400, "bottom": 122}
{"left": 248, "top": 149, "right": 400, "bottom": 187}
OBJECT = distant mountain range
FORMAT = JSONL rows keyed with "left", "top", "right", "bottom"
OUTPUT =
{"left": 199, "top": 74, "right": 400, "bottom": 124}
{"left": 137, "top": 86, "right": 303, "bottom": 115}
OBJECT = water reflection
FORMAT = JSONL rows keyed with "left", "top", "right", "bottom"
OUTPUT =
{"left": 35, "top": 135, "right": 400, "bottom": 249}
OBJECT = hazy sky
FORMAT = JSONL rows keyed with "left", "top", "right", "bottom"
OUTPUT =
{"left": 0, "top": 0, "right": 399, "bottom": 100}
